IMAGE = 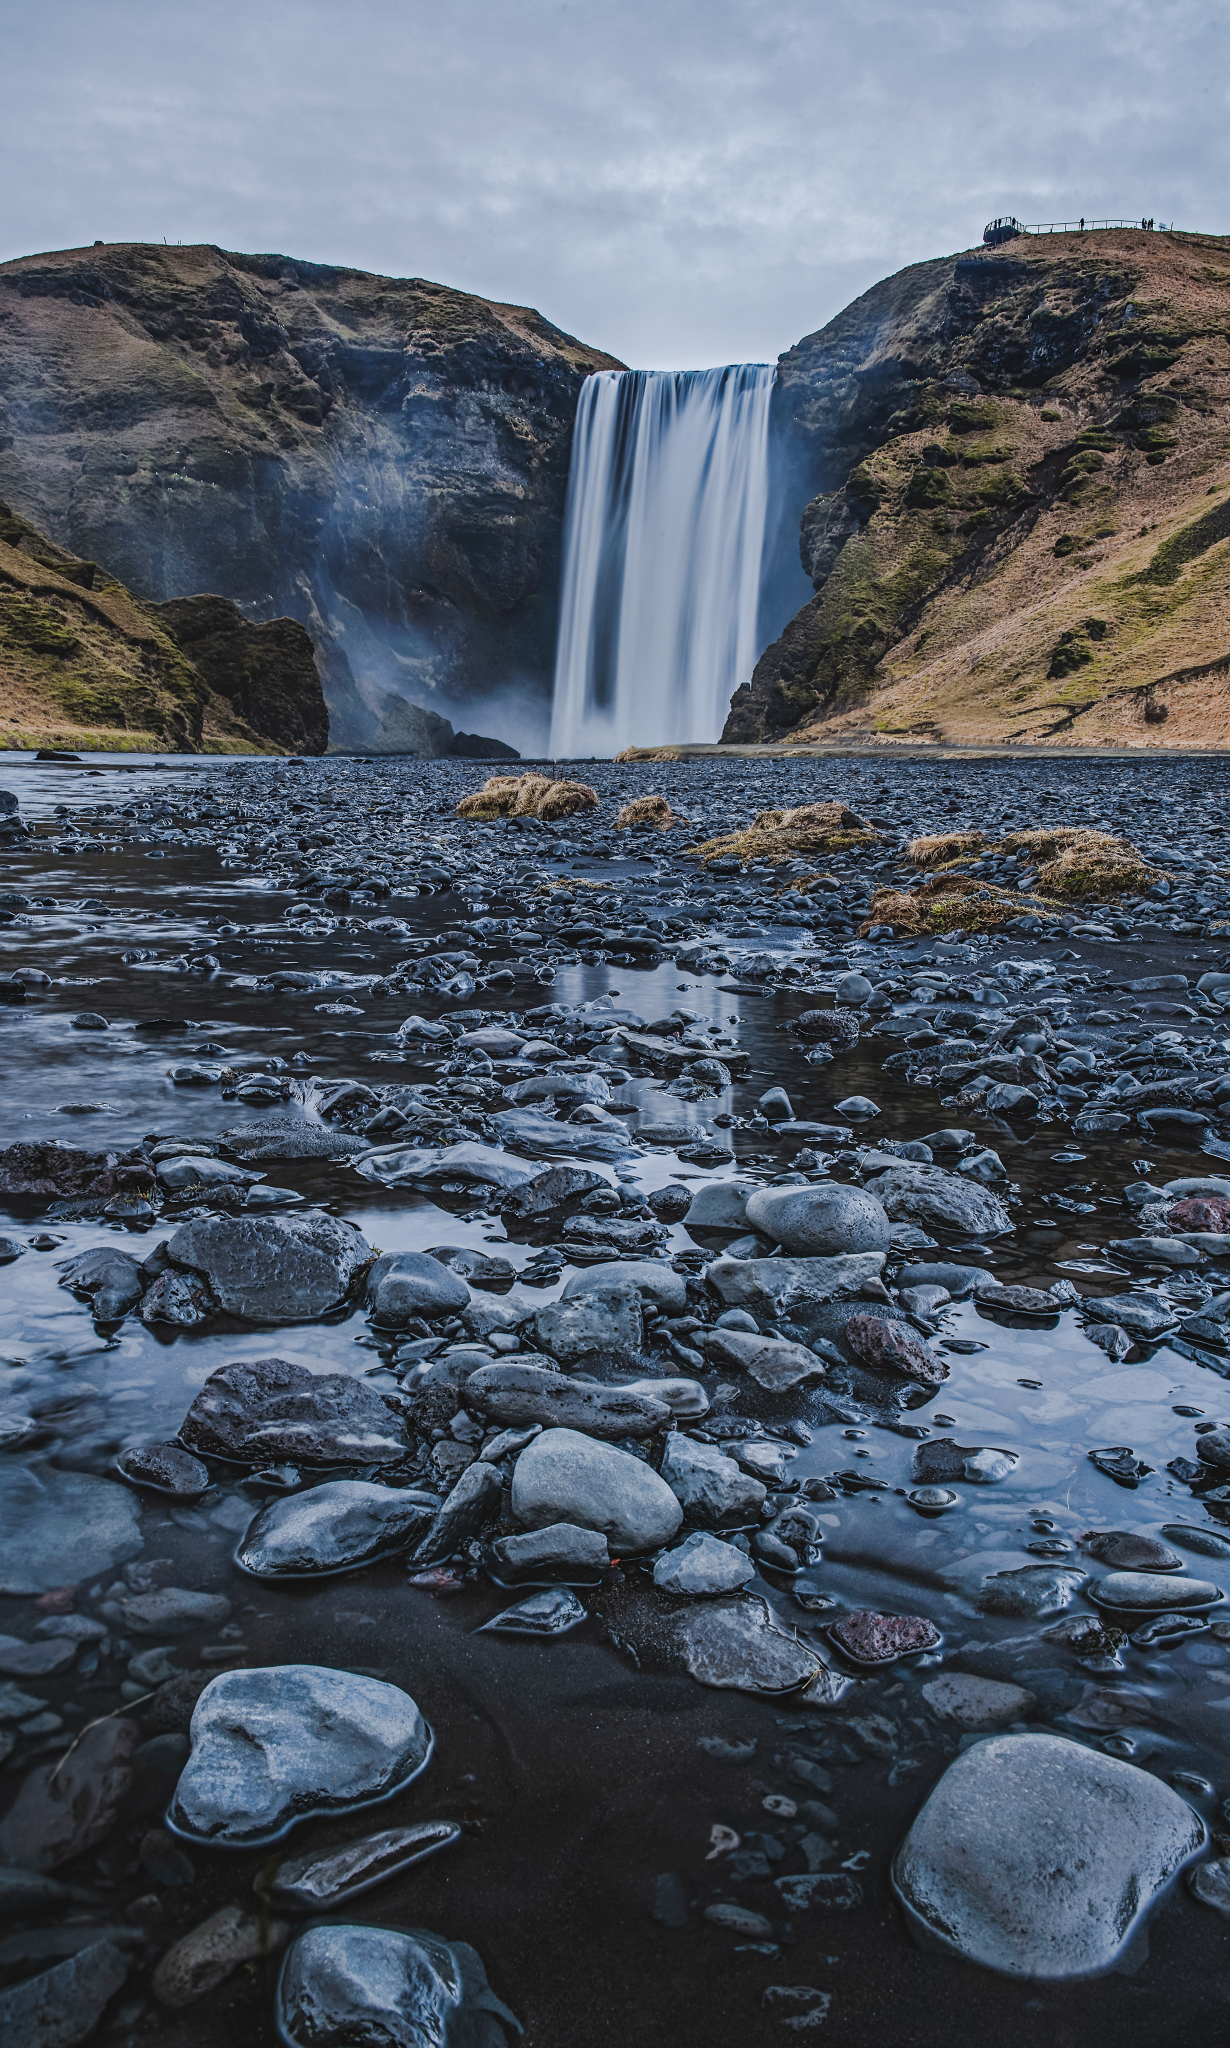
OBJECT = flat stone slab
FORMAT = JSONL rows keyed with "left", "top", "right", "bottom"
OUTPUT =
{"left": 675, "top": 1595, "right": 822, "bottom": 1694}
{"left": 0, "top": 1465, "right": 143, "bottom": 1596}
{"left": 892, "top": 1732, "right": 1206, "bottom": 1979}
{"left": 168, "top": 1210, "right": 371, "bottom": 1322}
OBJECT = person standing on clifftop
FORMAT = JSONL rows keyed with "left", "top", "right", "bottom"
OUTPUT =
{"left": 1079, "top": 217, "right": 1085, "bottom": 230}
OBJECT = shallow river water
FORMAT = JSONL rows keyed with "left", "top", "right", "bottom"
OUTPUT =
{"left": 2, "top": 751, "right": 1230, "bottom": 2048}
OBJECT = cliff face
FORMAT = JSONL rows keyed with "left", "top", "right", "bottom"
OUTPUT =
{"left": 0, "top": 244, "right": 621, "bottom": 749}
{"left": 728, "top": 231, "right": 1230, "bottom": 747}
{"left": 0, "top": 498, "right": 326, "bottom": 753}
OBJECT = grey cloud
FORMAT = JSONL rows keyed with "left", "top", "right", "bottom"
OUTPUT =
{"left": 2, "top": 0, "right": 1225, "bottom": 367}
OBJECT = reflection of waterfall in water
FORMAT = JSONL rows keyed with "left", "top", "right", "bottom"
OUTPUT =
{"left": 548, "top": 365, "right": 774, "bottom": 756}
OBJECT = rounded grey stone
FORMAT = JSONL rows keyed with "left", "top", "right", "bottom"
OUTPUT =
{"left": 236, "top": 1482, "right": 437, "bottom": 1578}
{"left": 743, "top": 1183, "right": 891, "bottom": 1256}
{"left": 510, "top": 1428, "right": 682, "bottom": 1553}
{"left": 892, "top": 1733, "right": 1206, "bottom": 1978}
{"left": 169, "top": 1665, "right": 432, "bottom": 1847}
{"left": 275, "top": 1924, "right": 519, "bottom": 2048}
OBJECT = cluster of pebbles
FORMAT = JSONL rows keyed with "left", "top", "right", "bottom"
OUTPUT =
{"left": 1, "top": 751, "right": 1230, "bottom": 2042}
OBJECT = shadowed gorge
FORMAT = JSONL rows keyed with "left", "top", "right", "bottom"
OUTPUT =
{"left": 0, "top": 243, "right": 621, "bottom": 752}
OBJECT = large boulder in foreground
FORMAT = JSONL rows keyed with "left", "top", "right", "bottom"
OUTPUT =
{"left": 892, "top": 1733, "right": 1205, "bottom": 1978}
{"left": 167, "top": 1210, "right": 371, "bottom": 1321}
{"left": 169, "top": 1666, "right": 431, "bottom": 1847}
{"left": 510, "top": 1429, "right": 682, "bottom": 1553}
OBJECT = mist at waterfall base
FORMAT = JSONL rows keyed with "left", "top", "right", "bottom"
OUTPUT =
{"left": 548, "top": 365, "right": 810, "bottom": 757}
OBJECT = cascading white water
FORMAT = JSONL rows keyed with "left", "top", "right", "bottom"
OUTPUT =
{"left": 548, "top": 364, "right": 774, "bottom": 756}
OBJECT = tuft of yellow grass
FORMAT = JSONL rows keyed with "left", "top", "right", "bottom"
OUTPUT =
{"left": 615, "top": 793, "right": 685, "bottom": 830}
{"left": 688, "top": 801, "right": 879, "bottom": 866}
{"left": 906, "top": 824, "right": 1168, "bottom": 901}
{"left": 456, "top": 773, "right": 599, "bottom": 821}
{"left": 907, "top": 832, "right": 992, "bottom": 867}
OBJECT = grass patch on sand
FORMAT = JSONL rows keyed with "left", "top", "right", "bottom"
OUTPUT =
{"left": 688, "top": 801, "right": 879, "bottom": 867}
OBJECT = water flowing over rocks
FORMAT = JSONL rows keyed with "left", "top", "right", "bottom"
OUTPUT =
{"left": 168, "top": 1666, "right": 432, "bottom": 1846}
{"left": 892, "top": 1734, "right": 1206, "bottom": 1978}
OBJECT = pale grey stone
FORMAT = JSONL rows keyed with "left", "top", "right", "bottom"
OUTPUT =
{"left": 660, "top": 1432, "right": 766, "bottom": 1528}
{"left": 683, "top": 1181, "right": 758, "bottom": 1232}
{"left": 510, "top": 1428, "right": 682, "bottom": 1553}
{"left": 922, "top": 1674, "right": 1038, "bottom": 1727}
{"left": 1090, "top": 1571, "right": 1221, "bottom": 1612}
{"left": 892, "top": 1733, "right": 1206, "bottom": 1978}
{"left": 705, "top": 1252, "right": 886, "bottom": 1314}
{"left": 746, "top": 1183, "right": 890, "bottom": 1256}
{"left": 534, "top": 1283, "right": 643, "bottom": 1364}
{"left": 864, "top": 1164, "right": 1012, "bottom": 1236}
{"left": 701, "top": 1326, "right": 828, "bottom": 1391}
{"left": 169, "top": 1665, "right": 431, "bottom": 1847}
{"left": 463, "top": 1362, "right": 671, "bottom": 1440}
{"left": 270, "top": 1822, "right": 460, "bottom": 1911}
{"left": 561, "top": 1260, "right": 689, "bottom": 1315}
{"left": 366, "top": 1252, "right": 470, "bottom": 1326}
{"left": 676, "top": 1596, "right": 822, "bottom": 1693}
{"left": 275, "top": 1924, "right": 519, "bottom": 2048}
{"left": 653, "top": 1532, "right": 756, "bottom": 1597}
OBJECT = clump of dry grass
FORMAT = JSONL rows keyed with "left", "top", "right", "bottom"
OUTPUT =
{"left": 999, "top": 827, "right": 1164, "bottom": 899}
{"left": 907, "top": 832, "right": 992, "bottom": 867}
{"left": 689, "top": 800, "right": 879, "bottom": 866}
{"left": 456, "top": 773, "right": 599, "bottom": 821}
{"left": 859, "top": 874, "right": 1054, "bottom": 937}
{"left": 615, "top": 793, "right": 686, "bottom": 830}
{"left": 906, "top": 823, "right": 1167, "bottom": 901}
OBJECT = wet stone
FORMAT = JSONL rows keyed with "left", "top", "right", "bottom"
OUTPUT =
{"left": 116, "top": 1442, "right": 210, "bottom": 1498}
{"left": 179, "top": 1357, "right": 408, "bottom": 1466}
{"left": 464, "top": 1361, "right": 672, "bottom": 1440}
{"left": 167, "top": 1210, "right": 371, "bottom": 1321}
{"left": 660, "top": 1432, "right": 767, "bottom": 1529}
{"left": 743, "top": 1182, "right": 891, "bottom": 1256}
{"left": 510, "top": 1429, "right": 682, "bottom": 1553}
{"left": 829, "top": 1611, "right": 941, "bottom": 1665}
{"left": 0, "top": 1940, "right": 130, "bottom": 2048}
{"left": 489, "top": 1522, "right": 609, "bottom": 1582}
{"left": 275, "top": 1924, "right": 520, "bottom": 2048}
{"left": 270, "top": 1821, "right": 461, "bottom": 1911}
{"left": 236, "top": 1481, "right": 437, "bottom": 1577}
{"left": 152, "top": 1905, "right": 290, "bottom": 2009}
{"left": 1090, "top": 1571, "right": 1222, "bottom": 1612}
{"left": 366, "top": 1251, "right": 471, "bottom": 1326}
{"left": 1081, "top": 1530, "right": 1183, "bottom": 1572}
{"left": 921, "top": 1673, "right": 1038, "bottom": 1726}
{"left": 653, "top": 1532, "right": 757, "bottom": 1596}
{"left": 979, "top": 1565, "right": 1087, "bottom": 1617}
{"left": 1188, "top": 1858, "right": 1230, "bottom": 1917}
{"left": 169, "top": 1665, "right": 432, "bottom": 1847}
{"left": 892, "top": 1733, "right": 1206, "bottom": 1979}
{"left": 676, "top": 1595, "right": 823, "bottom": 1694}
{"left": 843, "top": 1314, "right": 947, "bottom": 1387}
{"left": 478, "top": 1587, "right": 589, "bottom": 1634}
{"left": 0, "top": 1718, "right": 138, "bottom": 1871}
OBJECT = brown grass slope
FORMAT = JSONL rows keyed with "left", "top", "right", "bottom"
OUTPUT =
{"left": 728, "top": 229, "right": 1230, "bottom": 749}
{"left": 0, "top": 499, "right": 325, "bottom": 752}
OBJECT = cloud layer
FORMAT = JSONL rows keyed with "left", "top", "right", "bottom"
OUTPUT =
{"left": 3, "top": 0, "right": 1225, "bottom": 367}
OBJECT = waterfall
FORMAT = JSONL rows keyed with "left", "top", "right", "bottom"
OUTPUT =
{"left": 548, "top": 364, "right": 774, "bottom": 756}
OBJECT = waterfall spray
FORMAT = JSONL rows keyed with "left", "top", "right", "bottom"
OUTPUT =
{"left": 548, "top": 364, "right": 774, "bottom": 756}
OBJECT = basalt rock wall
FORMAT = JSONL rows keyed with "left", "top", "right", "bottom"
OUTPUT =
{"left": 0, "top": 243, "right": 621, "bottom": 749}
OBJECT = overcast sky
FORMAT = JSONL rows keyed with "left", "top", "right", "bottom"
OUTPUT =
{"left": 3, "top": 0, "right": 1225, "bottom": 369}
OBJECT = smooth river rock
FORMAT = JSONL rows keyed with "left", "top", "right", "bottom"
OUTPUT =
{"left": 275, "top": 1924, "right": 520, "bottom": 2048}
{"left": 892, "top": 1733, "right": 1206, "bottom": 1978}
{"left": 561, "top": 1260, "right": 689, "bottom": 1315}
{"left": 0, "top": 1465, "right": 143, "bottom": 1596}
{"left": 236, "top": 1481, "right": 437, "bottom": 1577}
{"left": 179, "top": 1357, "right": 408, "bottom": 1466}
{"left": 660, "top": 1432, "right": 767, "bottom": 1528}
{"left": 510, "top": 1428, "right": 682, "bottom": 1553}
{"left": 167, "top": 1210, "right": 371, "bottom": 1321}
{"left": 653, "top": 1532, "right": 756, "bottom": 1597}
{"left": 744, "top": 1182, "right": 891, "bottom": 1256}
{"left": 463, "top": 1362, "right": 672, "bottom": 1440}
{"left": 365, "top": 1252, "right": 471, "bottom": 1327}
{"left": 705, "top": 1251, "right": 887, "bottom": 1315}
{"left": 675, "top": 1596, "right": 822, "bottom": 1694}
{"left": 702, "top": 1327, "right": 829, "bottom": 1391}
{"left": 864, "top": 1164, "right": 1012, "bottom": 1237}
{"left": 169, "top": 1665, "right": 432, "bottom": 1847}
{"left": 1090, "top": 1571, "right": 1222, "bottom": 1612}
{"left": 270, "top": 1821, "right": 461, "bottom": 1911}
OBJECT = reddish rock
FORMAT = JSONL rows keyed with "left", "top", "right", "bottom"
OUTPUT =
{"left": 829, "top": 1610, "right": 941, "bottom": 1664}
{"left": 844, "top": 1314, "right": 948, "bottom": 1386}
{"left": 1168, "top": 1196, "right": 1230, "bottom": 1232}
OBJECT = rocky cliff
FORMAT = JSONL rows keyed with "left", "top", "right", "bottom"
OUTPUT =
{"left": 0, "top": 243, "right": 621, "bottom": 750}
{"left": 0, "top": 498, "right": 326, "bottom": 753}
{"left": 727, "top": 229, "right": 1230, "bottom": 747}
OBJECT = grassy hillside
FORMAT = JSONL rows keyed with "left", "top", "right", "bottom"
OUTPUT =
{"left": 730, "top": 229, "right": 1230, "bottom": 749}
{"left": 0, "top": 500, "right": 325, "bottom": 752}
